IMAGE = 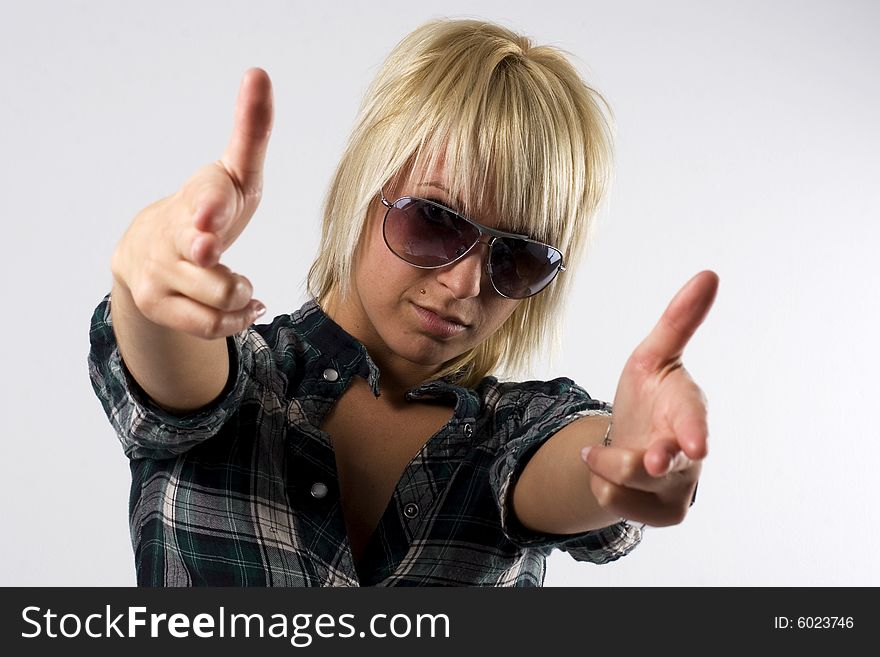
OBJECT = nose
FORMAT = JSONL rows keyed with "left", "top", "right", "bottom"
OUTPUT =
{"left": 434, "top": 240, "right": 490, "bottom": 300}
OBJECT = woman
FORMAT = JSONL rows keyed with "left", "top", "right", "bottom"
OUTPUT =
{"left": 88, "top": 18, "right": 717, "bottom": 586}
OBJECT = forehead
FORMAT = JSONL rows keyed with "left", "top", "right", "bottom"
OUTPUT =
{"left": 397, "top": 149, "right": 504, "bottom": 227}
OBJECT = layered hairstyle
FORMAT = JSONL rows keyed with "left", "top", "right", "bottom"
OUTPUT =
{"left": 307, "top": 18, "right": 614, "bottom": 387}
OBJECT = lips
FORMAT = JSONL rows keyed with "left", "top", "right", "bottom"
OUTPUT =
{"left": 411, "top": 303, "right": 469, "bottom": 338}
{"left": 418, "top": 305, "right": 469, "bottom": 326}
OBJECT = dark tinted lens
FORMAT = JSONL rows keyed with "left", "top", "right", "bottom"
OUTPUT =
{"left": 383, "top": 198, "right": 480, "bottom": 267}
{"left": 488, "top": 237, "right": 563, "bottom": 298}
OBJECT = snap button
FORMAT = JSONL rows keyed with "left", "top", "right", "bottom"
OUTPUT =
{"left": 403, "top": 502, "right": 420, "bottom": 519}
{"left": 310, "top": 482, "right": 329, "bottom": 499}
{"left": 463, "top": 423, "right": 473, "bottom": 437}
{"left": 322, "top": 368, "right": 339, "bottom": 382}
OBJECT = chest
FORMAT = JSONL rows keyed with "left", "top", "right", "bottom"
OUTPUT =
{"left": 319, "top": 377, "right": 454, "bottom": 561}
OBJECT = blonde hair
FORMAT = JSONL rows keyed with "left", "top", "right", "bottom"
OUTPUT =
{"left": 307, "top": 18, "right": 614, "bottom": 387}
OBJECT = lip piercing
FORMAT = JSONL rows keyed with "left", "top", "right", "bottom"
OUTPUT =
{"left": 420, "top": 289, "right": 426, "bottom": 294}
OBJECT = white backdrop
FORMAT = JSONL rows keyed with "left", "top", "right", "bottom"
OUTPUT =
{"left": 1, "top": 0, "right": 877, "bottom": 586}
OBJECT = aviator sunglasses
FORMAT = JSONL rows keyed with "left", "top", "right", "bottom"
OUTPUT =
{"left": 379, "top": 189, "right": 566, "bottom": 299}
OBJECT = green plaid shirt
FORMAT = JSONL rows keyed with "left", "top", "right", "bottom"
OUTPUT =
{"left": 88, "top": 294, "right": 642, "bottom": 586}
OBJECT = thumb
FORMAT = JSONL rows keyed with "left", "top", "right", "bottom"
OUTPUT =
{"left": 220, "top": 67, "right": 274, "bottom": 198}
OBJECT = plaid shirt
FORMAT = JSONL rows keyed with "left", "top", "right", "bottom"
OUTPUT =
{"left": 88, "top": 294, "right": 642, "bottom": 586}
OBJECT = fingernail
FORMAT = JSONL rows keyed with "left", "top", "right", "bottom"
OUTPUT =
{"left": 580, "top": 446, "right": 592, "bottom": 463}
{"left": 253, "top": 302, "right": 267, "bottom": 319}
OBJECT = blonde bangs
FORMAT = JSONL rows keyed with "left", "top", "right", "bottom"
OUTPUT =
{"left": 307, "top": 19, "right": 614, "bottom": 387}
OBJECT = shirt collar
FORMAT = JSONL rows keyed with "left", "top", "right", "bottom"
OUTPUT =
{"left": 290, "top": 299, "right": 470, "bottom": 402}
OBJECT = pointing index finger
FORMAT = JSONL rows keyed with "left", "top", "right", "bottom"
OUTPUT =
{"left": 220, "top": 67, "right": 274, "bottom": 198}
{"left": 631, "top": 270, "right": 720, "bottom": 372}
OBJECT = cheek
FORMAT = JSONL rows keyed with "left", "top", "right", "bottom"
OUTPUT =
{"left": 475, "top": 299, "right": 521, "bottom": 338}
{"left": 354, "top": 221, "right": 419, "bottom": 297}
{"left": 499, "top": 301, "right": 521, "bottom": 326}
{"left": 354, "top": 215, "right": 387, "bottom": 279}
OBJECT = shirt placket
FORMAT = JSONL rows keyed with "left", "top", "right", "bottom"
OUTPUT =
{"left": 284, "top": 357, "right": 364, "bottom": 586}
{"left": 355, "top": 383, "right": 480, "bottom": 585}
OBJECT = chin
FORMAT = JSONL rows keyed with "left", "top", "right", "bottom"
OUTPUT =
{"left": 390, "top": 335, "right": 460, "bottom": 367}
{"left": 399, "top": 346, "right": 454, "bottom": 368}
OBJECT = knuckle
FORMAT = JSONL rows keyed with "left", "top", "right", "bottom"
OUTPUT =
{"left": 186, "top": 224, "right": 207, "bottom": 252}
{"left": 653, "top": 516, "right": 676, "bottom": 529}
{"left": 131, "top": 279, "right": 160, "bottom": 314}
{"left": 212, "top": 277, "right": 241, "bottom": 308}
{"left": 659, "top": 493, "right": 691, "bottom": 526}
{"left": 110, "top": 246, "right": 126, "bottom": 282}
{"left": 237, "top": 275, "right": 254, "bottom": 299}
{"left": 590, "top": 477, "right": 615, "bottom": 507}
{"left": 669, "top": 505, "right": 688, "bottom": 526}
{"left": 199, "top": 313, "right": 225, "bottom": 340}
{"left": 618, "top": 451, "right": 640, "bottom": 480}
{"left": 142, "top": 256, "right": 164, "bottom": 282}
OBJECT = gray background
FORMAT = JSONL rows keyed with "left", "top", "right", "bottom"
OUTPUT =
{"left": 1, "top": 0, "right": 877, "bottom": 586}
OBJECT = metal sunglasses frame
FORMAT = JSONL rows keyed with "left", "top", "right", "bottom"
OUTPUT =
{"left": 379, "top": 188, "right": 566, "bottom": 299}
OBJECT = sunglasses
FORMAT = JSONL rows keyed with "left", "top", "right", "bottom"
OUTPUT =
{"left": 379, "top": 189, "right": 566, "bottom": 299}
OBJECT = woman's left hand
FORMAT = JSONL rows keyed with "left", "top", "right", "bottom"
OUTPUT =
{"left": 582, "top": 270, "right": 720, "bottom": 527}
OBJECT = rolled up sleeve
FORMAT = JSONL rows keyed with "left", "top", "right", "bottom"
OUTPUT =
{"left": 489, "top": 380, "right": 643, "bottom": 564}
{"left": 87, "top": 292, "right": 256, "bottom": 460}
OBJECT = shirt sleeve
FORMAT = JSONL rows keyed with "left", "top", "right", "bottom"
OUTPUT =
{"left": 87, "top": 292, "right": 265, "bottom": 460}
{"left": 489, "top": 379, "right": 643, "bottom": 564}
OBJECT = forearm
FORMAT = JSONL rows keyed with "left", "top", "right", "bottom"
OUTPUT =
{"left": 511, "top": 414, "right": 621, "bottom": 534}
{"left": 109, "top": 278, "right": 230, "bottom": 414}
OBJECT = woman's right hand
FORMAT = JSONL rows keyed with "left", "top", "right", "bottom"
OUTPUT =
{"left": 111, "top": 68, "right": 274, "bottom": 339}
